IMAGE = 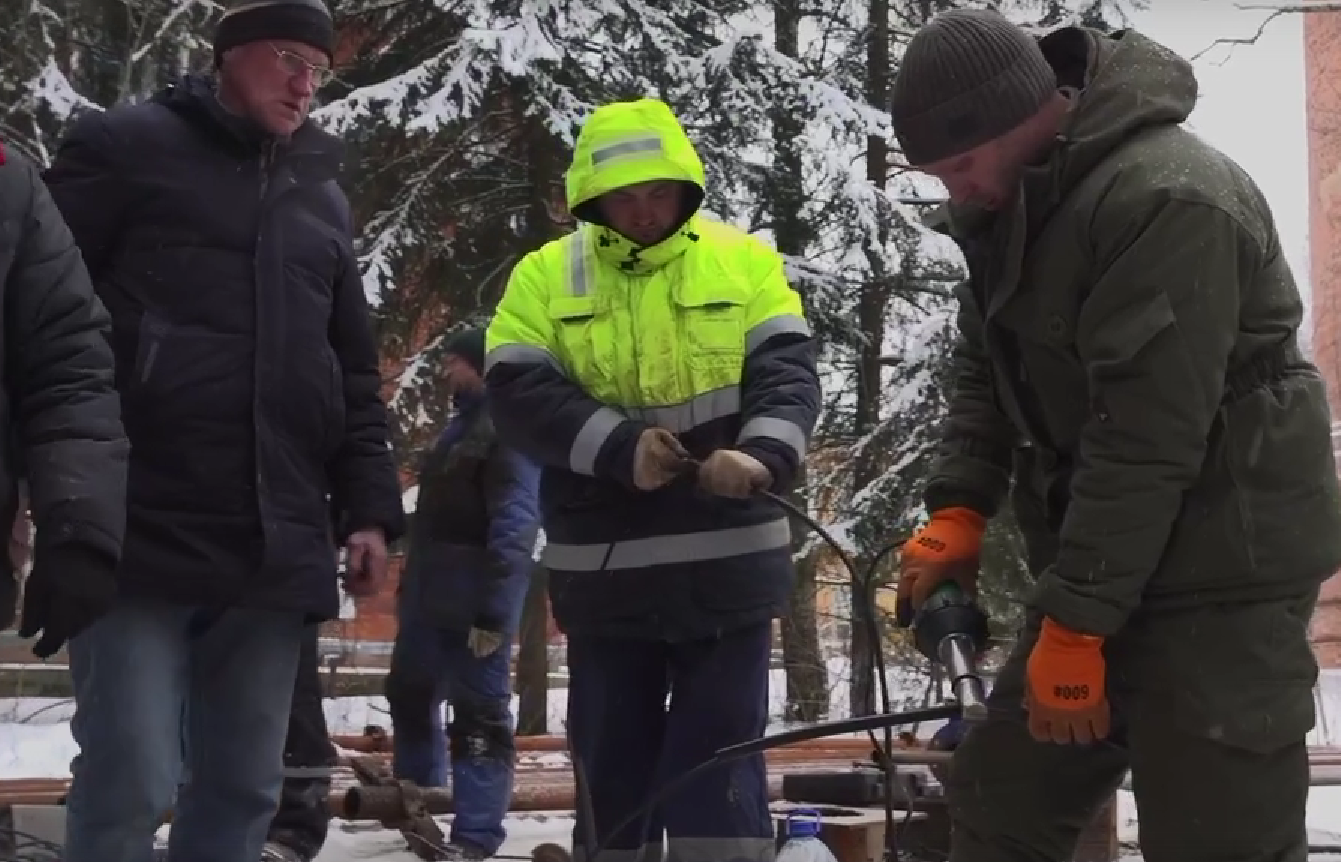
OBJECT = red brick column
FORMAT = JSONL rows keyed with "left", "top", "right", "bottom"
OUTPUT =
{"left": 1306, "top": 9, "right": 1341, "bottom": 667}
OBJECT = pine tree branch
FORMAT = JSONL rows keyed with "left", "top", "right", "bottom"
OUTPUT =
{"left": 1190, "top": 3, "right": 1341, "bottom": 62}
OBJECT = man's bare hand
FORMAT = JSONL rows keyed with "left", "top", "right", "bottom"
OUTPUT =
{"left": 343, "top": 528, "right": 388, "bottom": 597}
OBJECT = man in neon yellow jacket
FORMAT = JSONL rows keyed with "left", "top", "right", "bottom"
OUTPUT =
{"left": 486, "top": 99, "right": 820, "bottom": 862}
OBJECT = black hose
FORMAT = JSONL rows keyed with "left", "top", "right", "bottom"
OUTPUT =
{"left": 583, "top": 468, "right": 933, "bottom": 861}
{"left": 0, "top": 828, "right": 61, "bottom": 862}
{"left": 588, "top": 703, "right": 961, "bottom": 862}
{"left": 760, "top": 487, "right": 910, "bottom": 862}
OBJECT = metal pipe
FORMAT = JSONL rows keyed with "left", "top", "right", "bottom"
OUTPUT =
{"left": 332, "top": 732, "right": 891, "bottom": 755}
{"left": 937, "top": 633, "right": 988, "bottom": 721}
{"left": 334, "top": 748, "right": 883, "bottom": 769}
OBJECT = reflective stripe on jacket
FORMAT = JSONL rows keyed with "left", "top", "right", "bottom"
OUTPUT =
{"left": 485, "top": 98, "right": 821, "bottom": 640}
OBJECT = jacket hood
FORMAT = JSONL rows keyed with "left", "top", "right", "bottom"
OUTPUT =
{"left": 1041, "top": 27, "right": 1198, "bottom": 196}
{"left": 566, "top": 98, "right": 706, "bottom": 228}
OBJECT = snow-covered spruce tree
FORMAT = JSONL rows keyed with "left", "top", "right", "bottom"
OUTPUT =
{"left": 315, "top": 1, "right": 586, "bottom": 467}
{"left": 0, "top": 0, "right": 215, "bottom": 164}
{"left": 675, "top": 0, "right": 895, "bottom": 723}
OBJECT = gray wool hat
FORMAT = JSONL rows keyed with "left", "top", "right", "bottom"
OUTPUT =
{"left": 890, "top": 9, "right": 1057, "bottom": 166}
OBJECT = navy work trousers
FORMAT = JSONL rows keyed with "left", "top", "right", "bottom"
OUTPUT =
{"left": 566, "top": 623, "right": 775, "bottom": 862}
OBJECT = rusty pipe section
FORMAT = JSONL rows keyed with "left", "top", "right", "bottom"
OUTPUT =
{"left": 333, "top": 730, "right": 892, "bottom": 756}
{"left": 336, "top": 771, "right": 808, "bottom": 820}
{"left": 335, "top": 760, "right": 879, "bottom": 820}
{"left": 345, "top": 784, "right": 452, "bottom": 819}
{"left": 340, "top": 747, "right": 898, "bottom": 766}
{"left": 19, "top": 745, "right": 1341, "bottom": 818}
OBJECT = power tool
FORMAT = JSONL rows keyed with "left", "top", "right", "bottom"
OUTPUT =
{"left": 907, "top": 581, "right": 991, "bottom": 720}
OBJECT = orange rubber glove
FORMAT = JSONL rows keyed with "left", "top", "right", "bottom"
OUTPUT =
{"left": 1024, "top": 617, "right": 1110, "bottom": 745}
{"left": 896, "top": 507, "right": 986, "bottom": 624}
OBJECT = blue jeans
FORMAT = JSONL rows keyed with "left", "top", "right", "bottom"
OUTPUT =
{"left": 385, "top": 610, "right": 515, "bottom": 855}
{"left": 63, "top": 598, "right": 306, "bottom": 862}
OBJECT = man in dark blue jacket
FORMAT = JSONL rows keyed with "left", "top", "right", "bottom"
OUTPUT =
{"left": 42, "top": 2, "right": 405, "bottom": 860}
{"left": 385, "top": 327, "right": 541, "bottom": 861}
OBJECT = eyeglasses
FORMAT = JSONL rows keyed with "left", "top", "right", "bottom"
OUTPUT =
{"left": 269, "top": 43, "right": 334, "bottom": 87}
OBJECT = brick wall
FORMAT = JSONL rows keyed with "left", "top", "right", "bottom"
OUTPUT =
{"left": 321, "top": 553, "right": 565, "bottom": 649}
{"left": 325, "top": 325, "right": 563, "bottom": 653}
{"left": 1306, "top": 9, "right": 1341, "bottom": 666}
{"left": 319, "top": 555, "right": 405, "bottom": 643}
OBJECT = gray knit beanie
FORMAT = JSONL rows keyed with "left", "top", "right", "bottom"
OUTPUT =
{"left": 890, "top": 9, "right": 1057, "bottom": 166}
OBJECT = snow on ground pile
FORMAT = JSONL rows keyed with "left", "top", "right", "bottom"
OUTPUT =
{"left": 313, "top": 814, "right": 573, "bottom": 861}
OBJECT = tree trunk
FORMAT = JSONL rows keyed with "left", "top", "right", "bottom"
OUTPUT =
{"left": 516, "top": 565, "right": 550, "bottom": 736}
{"left": 849, "top": 0, "right": 892, "bottom": 719}
{"left": 508, "top": 77, "right": 564, "bottom": 738}
{"left": 769, "top": 0, "right": 829, "bottom": 726}
{"left": 781, "top": 468, "right": 829, "bottom": 722}
{"left": 514, "top": 76, "right": 566, "bottom": 249}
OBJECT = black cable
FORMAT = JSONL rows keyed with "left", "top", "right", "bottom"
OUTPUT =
{"left": 0, "top": 828, "right": 62, "bottom": 862}
{"left": 584, "top": 467, "right": 944, "bottom": 862}
{"left": 760, "top": 487, "right": 910, "bottom": 862}
{"left": 590, "top": 705, "right": 960, "bottom": 862}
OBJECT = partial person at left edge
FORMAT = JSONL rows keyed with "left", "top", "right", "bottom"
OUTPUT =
{"left": 40, "top": 1, "right": 406, "bottom": 861}
{"left": 0, "top": 143, "right": 128, "bottom": 660}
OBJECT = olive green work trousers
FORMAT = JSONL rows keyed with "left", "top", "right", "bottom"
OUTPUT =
{"left": 947, "top": 593, "right": 1319, "bottom": 862}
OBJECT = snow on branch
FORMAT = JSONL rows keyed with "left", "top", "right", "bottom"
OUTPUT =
{"left": 27, "top": 59, "right": 99, "bottom": 121}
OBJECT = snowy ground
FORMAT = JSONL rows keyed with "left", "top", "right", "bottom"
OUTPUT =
{"left": 8, "top": 668, "right": 1341, "bottom": 859}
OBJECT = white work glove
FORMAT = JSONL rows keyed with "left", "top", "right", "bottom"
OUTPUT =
{"left": 467, "top": 623, "right": 505, "bottom": 658}
{"left": 697, "top": 449, "right": 771, "bottom": 499}
{"left": 632, "top": 428, "right": 689, "bottom": 491}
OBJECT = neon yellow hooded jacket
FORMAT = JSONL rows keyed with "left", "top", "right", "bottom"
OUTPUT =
{"left": 484, "top": 99, "right": 821, "bottom": 640}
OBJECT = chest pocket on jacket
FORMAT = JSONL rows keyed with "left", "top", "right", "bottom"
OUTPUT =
{"left": 991, "top": 279, "right": 1090, "bottom": 450}
{"left": 674, "top": 279, "right": 747, "bottom": 390}
{"left": 547, "top": 295, "right": 620, "bottom": 402}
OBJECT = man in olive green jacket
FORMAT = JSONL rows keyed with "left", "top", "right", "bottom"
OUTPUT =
{"left": 891, "top": 11, "right": 1341, "bottom": 862}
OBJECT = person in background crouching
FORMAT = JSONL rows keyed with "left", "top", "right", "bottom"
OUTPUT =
{"left": 385, "top": 327, "right": 541, "bottom": 861}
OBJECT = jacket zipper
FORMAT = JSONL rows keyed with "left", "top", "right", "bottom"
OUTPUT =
{"left": 258, "top": 139, "right": 275, "bottom": 201}
{"left": 628, "top": 272, "right": 642, "bottom": 399}
{"left": 254, "top": 140, "right": 275, "bottom": 498}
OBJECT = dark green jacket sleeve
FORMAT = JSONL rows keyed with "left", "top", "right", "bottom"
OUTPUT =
{"left": 1032, "top": 196, "right": 1244, "bottom": 636}
{"left": 923, "top": 282, "right": 1015, "bottom": 517}
{"left": 3, "top": 150, "right": 128, "bottom": 560}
